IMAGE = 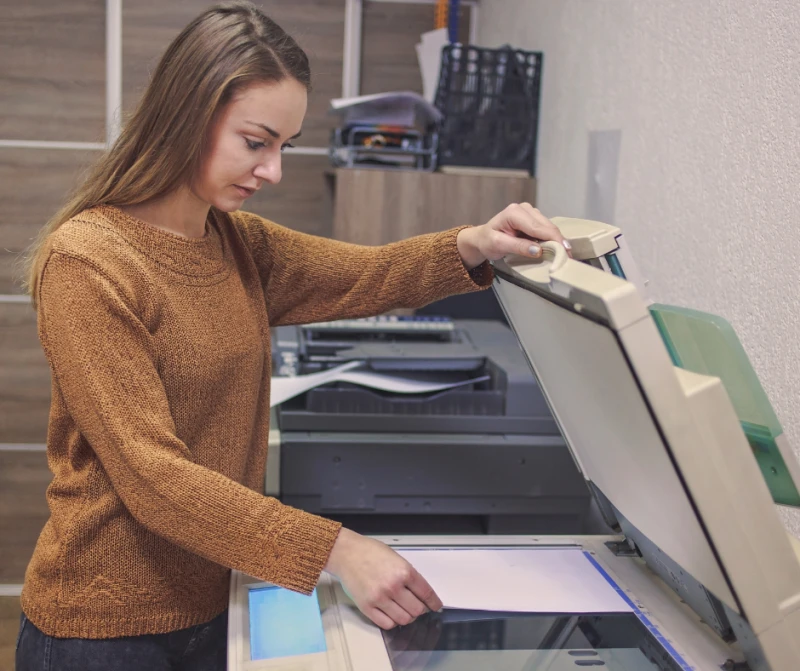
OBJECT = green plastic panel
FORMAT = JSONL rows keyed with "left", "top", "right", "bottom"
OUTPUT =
{"left": 650, "top": 303, "right": 800, "bottom": 507}
{"left": 605, "top": 253, "right": 627, "bottom": 280}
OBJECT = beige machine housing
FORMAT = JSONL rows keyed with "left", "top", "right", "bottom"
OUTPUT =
{"left": 493, "top": 240, "right": 800, "bottom": 670}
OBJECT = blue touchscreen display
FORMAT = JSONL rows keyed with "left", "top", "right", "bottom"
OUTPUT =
{"left": 248, "top": 586, "right": 327, "bottom": 660}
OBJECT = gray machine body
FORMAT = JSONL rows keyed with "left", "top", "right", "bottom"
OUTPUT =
{"left": 271, "top": 317, "right": 592, "bottom": 534}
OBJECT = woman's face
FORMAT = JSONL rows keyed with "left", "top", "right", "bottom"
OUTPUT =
{"left": 193, "top": 78, "right": 308, "bottom": 212}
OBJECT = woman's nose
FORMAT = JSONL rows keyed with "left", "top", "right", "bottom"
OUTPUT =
{"left": 253, "top": 155, "right": 282, "bottom": 185}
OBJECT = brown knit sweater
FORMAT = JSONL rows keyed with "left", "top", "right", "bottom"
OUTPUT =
{"left": 20, "top": 204, "right": 492, "bottom": 639}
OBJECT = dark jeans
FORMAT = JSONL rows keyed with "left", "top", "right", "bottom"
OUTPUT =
{"left": 15, "top": 610, "right": 227, "bottom": 671}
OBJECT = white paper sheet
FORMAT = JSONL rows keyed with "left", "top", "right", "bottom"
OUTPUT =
{"left": 337, "top": 370, "right": 489, "bottom": 395}
{"left": 396, "top": 548, "right": 632, "bottom": 613}
{"left": 270, "top": 362, "right": 489, "bottom": 407}
{"left": 416, "top": 28, "right": 449, "bottom": 103}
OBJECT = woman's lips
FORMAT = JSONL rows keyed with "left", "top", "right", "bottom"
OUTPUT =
{"left": 234, "top": 185, "right": 256, "bottom": 198}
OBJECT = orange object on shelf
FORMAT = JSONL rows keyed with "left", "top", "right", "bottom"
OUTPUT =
{"left": 435, "top": 0, "right": 448, "bottom": 29}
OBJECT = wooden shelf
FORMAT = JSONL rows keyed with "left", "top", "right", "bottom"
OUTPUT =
{"left": 330, "top": 168, "right": 537, "bottom": 245}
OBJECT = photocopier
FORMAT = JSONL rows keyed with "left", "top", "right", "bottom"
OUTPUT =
{"left": 229, "top": 217, "right": 800, "bottom": 670}
{"left": 268, "top": 309, "right": 591, "bottom": 535}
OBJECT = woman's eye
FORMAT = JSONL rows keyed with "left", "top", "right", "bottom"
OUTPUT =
{"left": 245, "top": 138, "right": 266, "bottom": 151}
{"left": 280, "top": 143, "right": 295, "bottom": 152}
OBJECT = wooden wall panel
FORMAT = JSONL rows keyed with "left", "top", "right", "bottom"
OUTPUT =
{"left": 360, "top": 1, "right": 471, "bottom": 96}
{"left": 243, "top": 154, "right": 333, "bottom": 238}
{"left": 0, "top": 451, "right": 52, "bottom": 583}
{"left": 0, "top": 304, "right": 50, "bottom": 446}
{"left": 122, "top": 0, "right": 344, "bottom": 148}
{"left": 0, "top": 149, "right": 99, "bottom": 294}
{"left": 0, "top": 596, "right": 23, "bottom": 670}
{"left": 333, "top": 168, "right": 536, "bottom": 245}
{"left": 0, "top": 0, "right": 105, "bottom": 142}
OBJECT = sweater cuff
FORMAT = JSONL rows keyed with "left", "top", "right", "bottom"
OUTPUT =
{"left": 467, "top": 260, "right": 493, "bottom": 287}
{"left": 443, "top": 226, "right": 495, "bottom": 293}
{"left": 270, "top": 507, "right": 343, "bottom": 595}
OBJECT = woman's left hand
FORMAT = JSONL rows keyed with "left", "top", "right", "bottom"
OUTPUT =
{"left": 456, "top": 203, "right": 572, "bottom": 270}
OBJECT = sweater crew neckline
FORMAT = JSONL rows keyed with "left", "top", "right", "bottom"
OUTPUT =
{"left": 91, "top": 204, "right": 229, "bottom": 279}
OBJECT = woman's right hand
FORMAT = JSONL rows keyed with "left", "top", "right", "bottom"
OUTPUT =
{"left": 324, "top": 527, "right": 443, "bottom": 630}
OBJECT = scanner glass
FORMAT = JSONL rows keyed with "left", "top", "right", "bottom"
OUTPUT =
{"left": 383, "top": 611, "right": 683, "bottom": 670}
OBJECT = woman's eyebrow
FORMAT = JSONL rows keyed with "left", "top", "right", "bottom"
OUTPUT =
{"left": 245, "top": 121, "right": 302, "bottom": 140}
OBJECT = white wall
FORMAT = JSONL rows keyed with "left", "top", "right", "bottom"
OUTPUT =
{"left": 479, "top": 1, "right": 800, "bottom": 532}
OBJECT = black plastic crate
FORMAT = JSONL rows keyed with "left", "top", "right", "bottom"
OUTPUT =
{"left": 434, "top": 44, "right": 543, "bottom": 174}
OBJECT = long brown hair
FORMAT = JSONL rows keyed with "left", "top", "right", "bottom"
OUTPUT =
{"left": 24, "top": 0, "right": 311, "bottom": 304}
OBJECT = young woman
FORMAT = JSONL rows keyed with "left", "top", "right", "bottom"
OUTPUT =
{"left": 16, "top": 2, "right": 569, "bottom": 669}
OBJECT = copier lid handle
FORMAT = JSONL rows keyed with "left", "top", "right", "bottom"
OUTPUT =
{"left": 541, "top": 241, "right": 569, "bottom": 270}
{"left": 503, "top": 241, "right": 568, "bottom": 286}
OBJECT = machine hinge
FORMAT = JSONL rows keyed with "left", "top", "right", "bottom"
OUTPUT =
{"left": 604, "top": 538, "right": 640, "bottom": 557}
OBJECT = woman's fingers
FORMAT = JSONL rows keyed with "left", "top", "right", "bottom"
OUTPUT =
{"left": 405, "top": 569, "right": 443, "bottom": 613}
{"left": 507, "top": 203, "right": 572, "bottom": 256}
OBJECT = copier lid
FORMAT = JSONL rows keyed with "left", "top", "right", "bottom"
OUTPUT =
{"left": 550, "top": 216, "right": 622, "bottom": 259}
{"left": 490, "top": 242, "right": 800, "bottom": 646}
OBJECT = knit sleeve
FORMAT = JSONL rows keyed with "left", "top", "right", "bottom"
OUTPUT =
{"left": 235, "top": 212, "right": 493, "bottom": 327}
{"left": 37, "top": 251, "right": 341, "bottom": 595}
